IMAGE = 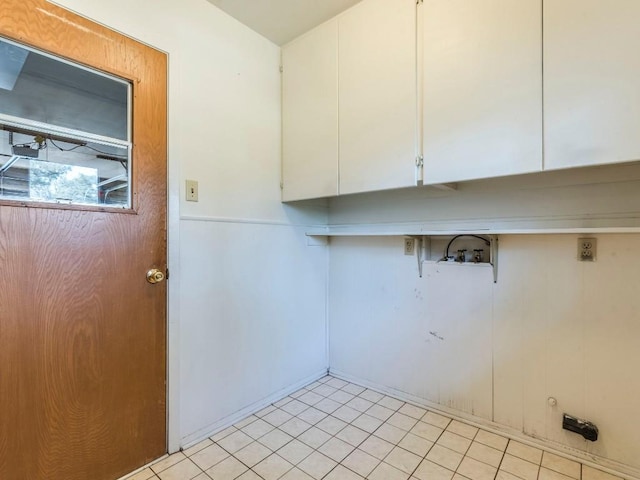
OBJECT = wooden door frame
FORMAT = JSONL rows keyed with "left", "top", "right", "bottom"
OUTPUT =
{"left": 0, "top": 0, "right": 169, "bottom": 477}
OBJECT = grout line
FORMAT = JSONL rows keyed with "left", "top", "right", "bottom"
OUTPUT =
{"left": 494, "top": 439, "right": 509, "bottom": 480}
{"left": 189, "top": 376, "right": 606, "bottom": 480}
{"left": 184, "top": 458, "right": 205, "bottom": 479}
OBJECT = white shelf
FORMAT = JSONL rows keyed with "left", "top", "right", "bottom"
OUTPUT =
{"left": 306, "top": 225, "right": 640, "bottom": 237}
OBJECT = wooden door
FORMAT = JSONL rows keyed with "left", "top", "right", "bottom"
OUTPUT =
{"left": 0, "top": 2, "right": 167, "bottom": 479}
{"left": 338, "top": 0, "right": 417, "bottom": 195}
{"left": 422, "top": 0, "right": 542, "bottom": 184}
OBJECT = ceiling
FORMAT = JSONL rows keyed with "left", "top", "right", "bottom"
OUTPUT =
{"left": 207, "top": 0, "right": 363, "bottom": 45}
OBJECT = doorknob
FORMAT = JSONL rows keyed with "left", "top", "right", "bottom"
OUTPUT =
{"left": 146, "top": 268, "right": 165, "bottom": 284}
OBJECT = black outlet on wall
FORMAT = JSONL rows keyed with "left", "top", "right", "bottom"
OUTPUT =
{"left": 563, "top": 414, "right": 599, "bottom": 441}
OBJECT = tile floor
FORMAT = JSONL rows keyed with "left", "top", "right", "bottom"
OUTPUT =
{"left": 127, "top": 376, "right": 625, "bottom": 480}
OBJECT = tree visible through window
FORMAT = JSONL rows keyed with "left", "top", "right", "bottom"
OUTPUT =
{"left": 29, "top": 161, "right": 98, "bottom": 204}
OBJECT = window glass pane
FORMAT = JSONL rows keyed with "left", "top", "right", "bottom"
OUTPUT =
{"left": 0, "top": 130, "right": 129, "bottom": 207}
{"left": 0, "top": 38, "right": 129, "bottom": 141}
{"left": 29, "top": 162, "right": 98, "bottom": 204}
{"left": 0, "top": 37, "right": 131, "bottom": 208}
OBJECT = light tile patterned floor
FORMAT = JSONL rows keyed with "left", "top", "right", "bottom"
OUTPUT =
{"left": 127, "top": 376, "right": 625, "bottom": 480}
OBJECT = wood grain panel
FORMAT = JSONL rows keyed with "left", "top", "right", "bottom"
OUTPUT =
{"left": 544, "top": 0, "right": 640, "bottom": 170}
{"left": 422, "top": 0, "right": 542, "bottom": 184}
{"left": 338, "top": 0, "right": 417, "bottom": 195}
{"left": 0, "top": 1, "right": 167, "bottom": 479}
{"left": 282, "top": 20, "right": 339, "bottom": 201}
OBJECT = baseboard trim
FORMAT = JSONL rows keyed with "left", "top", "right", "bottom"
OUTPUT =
{"left": 179, "top": 368, "right": 328, "bottom": 450}
{"left": 329, "top": 369, "right": 639, "bottom": 480}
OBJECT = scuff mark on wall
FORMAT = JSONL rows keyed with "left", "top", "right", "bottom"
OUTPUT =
{"left": 429, "top": 331, "right": 444, "bottom": 341}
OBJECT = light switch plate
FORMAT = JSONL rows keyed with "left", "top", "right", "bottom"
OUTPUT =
{"left": 185, "top": 180, "right": 198, "bottom": 202}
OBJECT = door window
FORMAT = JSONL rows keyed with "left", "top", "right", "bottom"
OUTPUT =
{"left": 0, "top": 37, "right": 131, "bottom": 208}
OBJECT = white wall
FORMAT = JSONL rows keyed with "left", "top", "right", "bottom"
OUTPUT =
{"left": 42, "top": 3, "right": 640, "bottom": 475}
{"left": 328, "top": 166, "right": 640, "bottom": 476}
{"left": 328, "top": 163, "right": 640, "bottom": 231}
{"left": 52, "top": 0, "right": 329, "bottom": 450}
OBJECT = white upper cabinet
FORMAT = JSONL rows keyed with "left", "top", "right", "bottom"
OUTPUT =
{"left": 338, "top": 0, "right": 417, "bottom": 195}
{"left": 283, "top": 0, "right": 640, "bottom": 200}
{"left": 281, "top": 20, "right": 338, "bottom": 202}
{"left": 544, "top": 0, "right": 640, "bottom": 170}
{"left": 422, "top": 0, "right": 543, "bottom": 185}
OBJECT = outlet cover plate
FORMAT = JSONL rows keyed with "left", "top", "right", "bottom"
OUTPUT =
{"left": 578, "top": 237, "right": 596, "bottom": 262}
{"left": 404, "top": 237, "right": 415, "bottom": 255}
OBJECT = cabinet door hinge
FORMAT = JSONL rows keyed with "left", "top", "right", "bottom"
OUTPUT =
{"left": 280, "top": 181, "right": 284, "bottom": 190}
{"left": 279, "top": 65, "right": 283, "bottom": 73}
{"left": 416, "top": 155, "right": 424, "bottom": 167}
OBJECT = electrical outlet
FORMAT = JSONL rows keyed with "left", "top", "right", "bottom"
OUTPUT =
{"left": 185, "top": 179, "right": 198, "bottom": 202}
{"left": 404, "top": 237, "right": 415, "bottom": 255}
{"left": 578, "top": 237, "right": 596, "bottom": 262}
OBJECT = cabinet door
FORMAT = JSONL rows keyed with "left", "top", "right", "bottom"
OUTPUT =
{"left": 338, "top": 0, "right": 417, "bottom": 195}
{"left": 422, "top": 0, "right": 542, "bottom": 184}
{"left": 282, "top": 20, "right": 338, "bottom": 201}
{"left": 545, "top": 0, "right": 640, "bottom": 170}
